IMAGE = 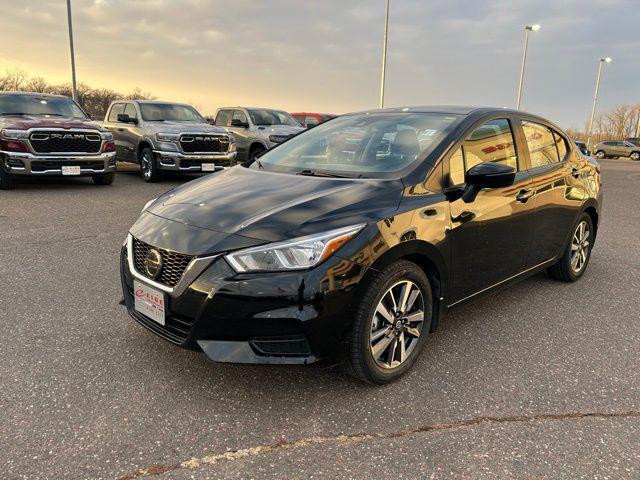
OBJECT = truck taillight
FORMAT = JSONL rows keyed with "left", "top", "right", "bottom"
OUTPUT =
{"left": 0, "top": 138, "right": 28, "bottom": 153}
{"left": 103, "top": 141, "right": 115, "bottom": 152}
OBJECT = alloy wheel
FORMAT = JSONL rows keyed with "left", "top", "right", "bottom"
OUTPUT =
{"left": 570, "top": 220, "right": 590, "bottom": 273}
{"left": 595, "top": 151, "right": 605, "bottom": 159}
{"left": 141, "top": 151, "right": 152, "bottom": 179}
{"left": 369, "top": 280, "right": 425, "bottom": 369}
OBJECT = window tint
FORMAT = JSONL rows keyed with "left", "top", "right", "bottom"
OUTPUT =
{"left": 215, "top": 110, "right": 232, "bottom": 126}
{"left": 232, "top": 110, "right": 248, "bottom": 124}
{"left": 446, "top": 119, "right": 518, "bottom": 187}
{"left": 123, "top": 103, "right": 137, "bottom": 120}
{"left": 522, "top": 121, "right": 560, "bottom": 168}
{"left": 108, "top": 103, "right": 125, "bottom": 122}
{"left": 292, "top": 114, "right": 306, "bottom": 125}
{"left": 305, "top": 115, "right": 319, "bottom": 127}
{"left": 553, "top": 131, "right": 568, "bottom": 161}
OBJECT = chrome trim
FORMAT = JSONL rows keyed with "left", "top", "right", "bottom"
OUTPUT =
{"left": 18, "top": 127, "right": 109, "bottom": 156}
{"left": 447, "top": 258, "right": 556, "bottom": 308}
{"left": 177, "top": 132, "right": 231, "bottom": 155}
{"left": 126, "top": 234, "right": 219, "bottom": 297}
{"left": 1, "top": 151, "right": 116, "bottom": 175}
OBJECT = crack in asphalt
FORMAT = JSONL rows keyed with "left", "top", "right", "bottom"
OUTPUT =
{"left": 116, "top": 410, "right": 640, "bottom": 480}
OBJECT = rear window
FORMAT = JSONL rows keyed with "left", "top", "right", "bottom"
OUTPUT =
{"left": 215, "top": 110, "right": 232, "bottom": 127}
{"left": 522, "top": 121, "right": 560, "bottom": 168}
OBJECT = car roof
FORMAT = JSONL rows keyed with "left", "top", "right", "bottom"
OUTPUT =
{"left": 132, "top": 100, "right": 192, "bottom": 106}
{"left": 0, "top": 91, "right": 70, "bottom": 99}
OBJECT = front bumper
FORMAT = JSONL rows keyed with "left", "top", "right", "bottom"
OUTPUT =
{"left": 153, "top": 150, "right": 238, "bottom": 172}
{"left": 1, "top": 151, "right": 117, "bottom": 176}
{"left": 120, "top": 235, "right": 370, "bottom": 364}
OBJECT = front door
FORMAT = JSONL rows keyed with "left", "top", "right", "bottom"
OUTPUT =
{"left": 446, "top": 118, "right": 535, "bottom": 303}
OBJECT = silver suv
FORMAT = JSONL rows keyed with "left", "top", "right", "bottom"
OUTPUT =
{"left": 592, "top": 140, "right": 640, "bottom": 161}
{"left": 212, "top": 107, "right": 304, "bottom": 161}
{"left": 103, "top": 100, "right": 237, "bottom": 182}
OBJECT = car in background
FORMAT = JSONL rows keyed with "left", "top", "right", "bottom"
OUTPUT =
{"left": 592, "top": 140, "right": 640, "bottom": 160}
{"left": 573, "top": 139, "right": 590, "bottom": 156}
{"left": 120, "top": 106, "right": 601, "bottom": 384}
{"left": 102, "top": 100, "right": 236, "bottom": 182}
{"left": 213, "top": 107, "right": 304, "bottom": 161}
{"left": 292, "top": 112, "right": 337, "bottom": 128}
{"left": 0, "top": 91, "right": 116, "bottom": 190}
{"left": 624, "top": 137, "right": 640, "bottom": 146}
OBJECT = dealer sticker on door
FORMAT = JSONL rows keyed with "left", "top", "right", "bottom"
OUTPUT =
{"left": 133, "top": 280, "right": 166, "bottom": 325}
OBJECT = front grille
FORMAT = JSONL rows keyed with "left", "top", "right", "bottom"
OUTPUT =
{"left": 180, "top": 135, "right": 229, "bottom": 153}
{"left": 30, "top": 160, "right": 104, "bottom": 172}
{"left": 132, "top": 237, "right": 194, "bottom": 288}
{"left": 251, "top": 336, "right": 312, "bottom": 357}
{"left": 30, "top": 131, "right": 102, "bottom": 154}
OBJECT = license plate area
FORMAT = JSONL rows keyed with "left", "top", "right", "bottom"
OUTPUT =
{"left": 201, "top": 163, "right": 217, "bottom": 172}
{"left": 133, "top": 280, "right": 166, "bottom": 325}
{"left": 61, "top": 165, "right": 81, "bottom": 175}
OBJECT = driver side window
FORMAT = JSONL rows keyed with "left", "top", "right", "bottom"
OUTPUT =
{"left": 447, "top": 118, "right": 518, "bottom": 187}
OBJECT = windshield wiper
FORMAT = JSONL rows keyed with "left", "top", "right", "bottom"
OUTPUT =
{"left": 295, "top": 169, "right": 358, "bottom": 178}
{"left": 0, "top": 112, "right": 28, "bottom": 116}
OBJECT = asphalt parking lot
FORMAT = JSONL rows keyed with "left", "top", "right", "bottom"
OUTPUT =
{"left": 1, "top": 159, "right": 639, "bottom": 479}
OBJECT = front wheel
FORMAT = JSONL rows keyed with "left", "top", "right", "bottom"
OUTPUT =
{"left": 345, "top": 260, "right": 432, "bottom": 384}
{"left": 547, "top": 213, "right": 594, "bottom": 282}
{"left": 140, "top": 147, "right": 161, "bottom": 182}
{"left": 630, "top": 152, "right": 640, "bottom": 161}
{"left": 92, "top": 172, "right": 115, "bottom": 185}
{"left": 595, "top": 150, "right": 605, "bottom": 159}
{"left": 248, "top": 144, "right": 266, "bottom": 161}
{"left": 0, "top": 167, "right": 15, "bottom": 190}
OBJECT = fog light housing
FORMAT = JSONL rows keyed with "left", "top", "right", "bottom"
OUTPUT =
{"left": 160, "top": 157, "right": 175, "bottom": 166}
{"left": 6, "top": 158, "right": 25, "bottom": 168}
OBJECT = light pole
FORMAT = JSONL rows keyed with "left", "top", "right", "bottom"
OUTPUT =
{"left": 66, "top": 0, "right": 78, "bottom": 102}
{"left": 515, "top": 24, "right": 540, "bottom": 110}
{"left": 586, "top": 57, "right": 612, "bottom": 150}
{"left": 379, "top": 0, "right": 390, "bottom": 109}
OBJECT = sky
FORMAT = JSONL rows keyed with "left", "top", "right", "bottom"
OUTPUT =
{"left": 1, "top": 0, "right": 638, "bottom": 129}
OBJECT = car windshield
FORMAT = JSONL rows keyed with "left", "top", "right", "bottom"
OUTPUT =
{"left": 247, "top": 109, "right": 300, "bottom": 127}
{"left": 0, "top": 94, "right": 87, "bottom": 119}
{"left": 139, "top": 103, "right": 204, "bottom": 122}
{"left": 253, "top": 112, "right": 461, "bottom": 178}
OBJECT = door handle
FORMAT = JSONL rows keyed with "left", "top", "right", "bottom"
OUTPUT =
{"left": 516, "top": 189, "right": 534, "bottom": 203}
{"left": 571, "top": 167, "right": 580, "bottom": 178}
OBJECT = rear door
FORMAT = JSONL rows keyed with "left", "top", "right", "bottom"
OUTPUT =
{"left": 118, "top": 103, "right": 141, "bottom": 162}
{"left": 517, "top": 118, "right": 585, "bottom": 266}
{"left": 104, "top": 103, "right": 127, "bottom": 159}
{"left": 446, "top": 116, "right": 535, "bottom": 302}
{"left": 227, "top": 110, "right": 252, "bottom": 159}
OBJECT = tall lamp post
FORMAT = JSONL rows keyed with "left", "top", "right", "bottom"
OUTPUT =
{"left": 379, "top": 0, "right": 390, "bottom": 109}
{"left": 586, "top": 57, "right": 612, "bottom": 150}
{"left": 66, "top": 0, "right": 78, "bottom": 102}
{"left": 515, "top": 24, "right": 540, "bottom": 110}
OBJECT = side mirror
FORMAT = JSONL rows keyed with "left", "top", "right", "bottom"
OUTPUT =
{"left": 231, "top": 119, "right": 249, "bottom": 128}
{"left": 117, "top": 113, "right": 138, "bottom": 124}
{"left": 461, "top": 162, "right": 516, "bottom": 203}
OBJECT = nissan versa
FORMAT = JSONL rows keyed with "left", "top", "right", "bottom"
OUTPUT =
{"left": 120, "top": 106, "right": 602, "bottom": 384}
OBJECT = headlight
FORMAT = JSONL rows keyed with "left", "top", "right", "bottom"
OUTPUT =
{"left": 228, "top": 142, "right": 237, "bottom": 153}
{"left": 156, "top": 133, "right": 180, "bottom": 142}
{"left": 100, "top": 132, "right": 114, "bottom": 141}
{"left": 269, "top": 134, "right": 291, "bottom": 144}
{"left": 225, "top": 224, "right": 365, "bottom": 272}
{"left": 1, "top": 129, "right": 27, "bottom": 140}
{"left": 141, "top": 197, "right": 157, "bottom": 213}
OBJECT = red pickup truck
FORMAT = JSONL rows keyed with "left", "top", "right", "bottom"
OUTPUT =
{"left": 0, "top": 91, "right": 116, "bottom": 190}
{"left": 291, "top": 112, "right": 336, "bottom": 128}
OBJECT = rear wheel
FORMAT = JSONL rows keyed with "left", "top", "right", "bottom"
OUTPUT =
{"left": 630, "top": 152, "right": 640, "bottom": 161}
{"left": 345, "top": 260, "right": 432, "bottom": 384}
{"left": 546, "top": 213, "right": 594, "bottom": 282}
{"left": 140, "top": 147, "right": 161, "bottom": 182}
{"left": 92, "top": 172, "right": 115, "bottom": 185}
{"left": 0, "top": 166, "right": 15, "bottom": 190}
{"left": 595, "top": 150, "right": 605, "bottom": 159}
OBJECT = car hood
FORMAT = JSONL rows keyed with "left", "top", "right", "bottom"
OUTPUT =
{"left": 132, "top": 166, "right": 402, "bottom": 255}
{"left": 0, "top": 114, "right": 106, "bottom": 131}
{"left": 143, "top": 121, "right": 228, "bottom": 135}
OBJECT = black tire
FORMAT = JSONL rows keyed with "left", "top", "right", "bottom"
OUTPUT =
{"left": 0, "top": 166, "right": 15, "bottom": 190}
{"left": 92, "top": 172, "right": 115, "bottom": 185}
{"left": 345, "top": 260, "right": 432, "bottom": 384}
{"left": 139, "top": 147, "right": 161, "bottom": 182}
{"left": 248, "top": 144, "right": 266, "bottom": 161}
{"left": 595, "top": 150, "right": 605, "bottom": 160}
{"left": 630, "top": 152, "right": 640, "bottom": 161}
{"left": 546, "top": 213, "right": 594, "bottom": 282}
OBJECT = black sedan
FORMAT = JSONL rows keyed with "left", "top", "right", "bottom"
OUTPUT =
{"left": 120, "top": 106, "right": 602, "bottom": 384}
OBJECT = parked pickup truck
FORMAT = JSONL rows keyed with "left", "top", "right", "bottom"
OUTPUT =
{"left": 0, "top": 91, "right": 116, "bottom": 190}
{"left": 212, "top": 107, "right": 304, "bottom": 161}
{"left": 103, "top": 100, "right": 236, "bottom": 182}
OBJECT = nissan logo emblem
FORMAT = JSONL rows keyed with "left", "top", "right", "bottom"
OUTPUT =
{"left": 144, "top": 249, "right": 163, "bottom": 280}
